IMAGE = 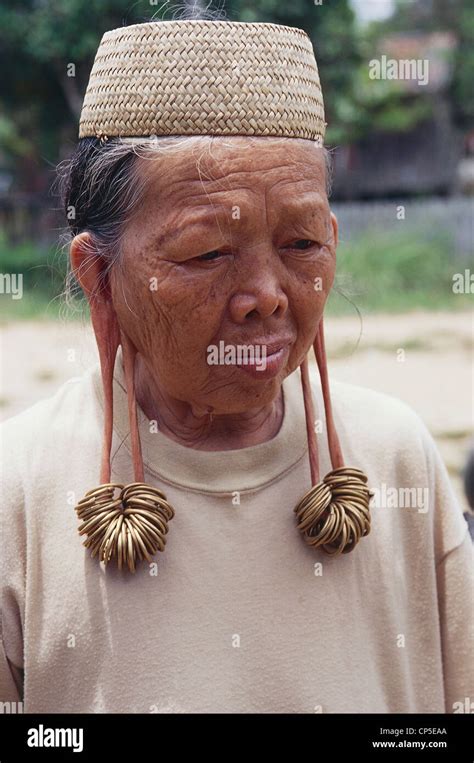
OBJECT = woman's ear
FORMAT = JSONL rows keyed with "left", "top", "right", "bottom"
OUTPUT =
{"left": 70, "top": 231, "right": 109, "bottom": 301}
{"left": 71, "top": 233, "right": 120, "bottom": 485}
{"left": 330, "top": 212, "right": 338, "bottom": 249}
{"left": 70, "top": 231, "right": 120, "bottom": 399}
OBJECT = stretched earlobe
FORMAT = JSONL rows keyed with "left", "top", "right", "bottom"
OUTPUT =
{"left": 89, "top": 296, "right": 120, "bottom": 484}
{"left": 300, "top": 355, "right": 320, "bottom": 486}
{"left": 73, "top": 305, "right": 175, "bottom": 573}
{"left": 120, "top": 330, "right": 144, "bottom": 483}
{"left": 313, "top": 318, "right": 344, "bottom": 471}
{"left": 295, "top": 318, "right": 373, "bottom": 556}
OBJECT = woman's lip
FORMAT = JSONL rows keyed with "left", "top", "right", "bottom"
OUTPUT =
{"left": 236, "top": 339, "right": 293, "bottom": 357}
{"left": 236, "top": 344, "right": 290, "bottom": 379}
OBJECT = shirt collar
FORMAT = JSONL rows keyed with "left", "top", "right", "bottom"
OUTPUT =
{"left": 91, "top": 345, "right": 311, "bottom": 493}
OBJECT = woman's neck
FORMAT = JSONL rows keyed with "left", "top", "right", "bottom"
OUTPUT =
{"left": 131, "top": 356, "right": 285, "bottom": 452}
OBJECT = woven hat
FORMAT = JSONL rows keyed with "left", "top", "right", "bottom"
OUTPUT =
{"left": 74, "top": 20, "right": 373, "bottom": 574}
{"left": 79, "top": 20, "right": 326, "bottom": 143}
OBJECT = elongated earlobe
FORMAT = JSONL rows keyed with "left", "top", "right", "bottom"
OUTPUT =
{"left": 89, "top": 295, "right": 120, "bottom": 484}
{"left": 295, "top": 318, "right": 373, "bottom": 556}
{"left": 73, "top": 303, "right": 175, "bottom": 573}
{"left": 300, "top": 355, "right": 320, "bottom": 486}
{"left": 313, "top": 317, "right": 344, "bottom": 471}
{"left": 120, "top": 330, "right": 144, "bottom": 483}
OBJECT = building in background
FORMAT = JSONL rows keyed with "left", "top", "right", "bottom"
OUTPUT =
{"left": 332, "top": 32, "right": 466, "bottom": 199}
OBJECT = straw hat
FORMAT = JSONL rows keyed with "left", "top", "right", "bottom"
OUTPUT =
{"left": 74, "top": 20, "right": 372, "bottom": 573}
{"left": 79, "top": 20, "right": 326, "bottom": 142}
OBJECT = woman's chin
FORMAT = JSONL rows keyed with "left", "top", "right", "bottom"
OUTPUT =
{"left": 199, "top": 375, "right": 286, "bottom": 416}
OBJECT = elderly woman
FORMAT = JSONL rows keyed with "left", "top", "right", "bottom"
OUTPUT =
{"left": 0, "top": 19, "right": 472, "bottom": 715}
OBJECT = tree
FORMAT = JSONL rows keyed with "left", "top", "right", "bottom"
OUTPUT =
{"left": 0, "top": 0, "right": 363, "bottom": 191}
{"left": 0, "top": 0, "right": 157, "bottom": 188}
{"left": 371, "top": 0, "right": 474, "bottom": 129}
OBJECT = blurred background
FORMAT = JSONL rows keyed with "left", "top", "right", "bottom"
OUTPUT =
{"left": 0, "top": 0, "right": 472, "bottom": 523}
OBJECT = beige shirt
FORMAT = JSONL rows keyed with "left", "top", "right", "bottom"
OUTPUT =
{"left": 1, "top": 350, "right": 473, "bottom": 713}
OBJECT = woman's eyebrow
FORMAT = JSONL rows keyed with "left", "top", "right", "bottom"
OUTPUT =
{"left": 274, "top": 192, "right": 327, "bottom": 215}
{"left": 150, "top": 193, "right": 328, "bottom": 249}
{"left": 151, "top": 204, "right": 229, "bottom": 248}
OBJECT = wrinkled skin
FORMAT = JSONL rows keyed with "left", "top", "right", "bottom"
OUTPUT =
{"left": 71, "top": 136, "right": 338, "bottom": 450}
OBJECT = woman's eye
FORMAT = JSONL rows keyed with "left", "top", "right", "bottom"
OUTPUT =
{"left": 289, "top": 239, "right": 316, "bottom": 250}
{"left": 196, "top": 250, "right": 223, "bottom": 262}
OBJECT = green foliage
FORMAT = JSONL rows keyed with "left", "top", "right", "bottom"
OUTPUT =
{"left": 371, "top": 0, "right": 474, "bottom": 130}
{"left": 451, "top": 3, "right": 474, "bottom": 127}
{"left": 327, "top": 226, "right": 471, "bottom": 314}
{"left": 336, "top": 59, "right": 433, "bottom": 139}
{"left": 0, "top": 0, "right": 161, "bottom": 168}
{"left": 0, "top": 232, "right": 68, "bottom": 319}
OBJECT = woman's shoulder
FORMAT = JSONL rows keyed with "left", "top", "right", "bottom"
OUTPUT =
{"left": 323, "top": 375, "right": 443, "bottom": 481}
{"left": 331, "top": 377, "right": 427, "bottom": 427}
{"left": 318, "top": 374, "right": 469, "bottom": 557}
{"left": 305, "top": 368, "right": 432, "bottom": 449}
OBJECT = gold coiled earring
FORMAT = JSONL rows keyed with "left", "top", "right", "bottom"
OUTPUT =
{"left": 294, "top": 319, "right": 373, "bottom": 556}
{"left": 74, "top": 319, "right": 175, "bottom": 573}
{"left": 76, "top": 483, "right": 175, "bottom": 573}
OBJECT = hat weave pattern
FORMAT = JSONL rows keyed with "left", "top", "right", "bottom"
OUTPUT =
{"left": 79, "top": 20, "right": 326, "bottom": 142}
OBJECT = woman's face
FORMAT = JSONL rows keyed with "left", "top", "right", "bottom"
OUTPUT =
{"left": 110, "top": 136, "right": 337, "bottom": 415}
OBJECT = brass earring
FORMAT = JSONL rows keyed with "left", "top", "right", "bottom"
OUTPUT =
{"left": 294, "top": 318, "right": 373, "bottom": 556}
{"left": 74, "top": 330, "right": 175, "bottom": 573}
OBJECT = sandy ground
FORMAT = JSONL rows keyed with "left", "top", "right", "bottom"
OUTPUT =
{"left": 1, "top": 310, "right": 473, "bottom": 514}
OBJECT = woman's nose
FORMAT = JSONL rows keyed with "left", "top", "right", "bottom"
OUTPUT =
{"left": 228, "top": 267, "right": 289, "bottom": 323}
